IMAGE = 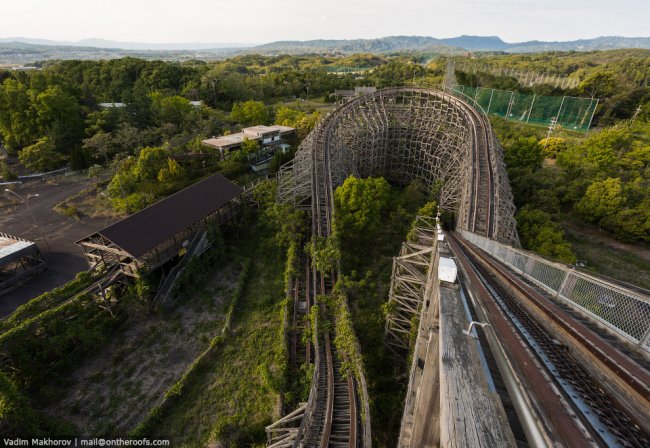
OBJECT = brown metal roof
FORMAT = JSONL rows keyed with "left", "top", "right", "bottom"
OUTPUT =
{"left": 87, "top": 173, "right": 241, "bottom": 258}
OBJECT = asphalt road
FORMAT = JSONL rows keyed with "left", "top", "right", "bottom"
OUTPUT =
{"left": 0, "top": 177, "right": 113, "bottom": 316}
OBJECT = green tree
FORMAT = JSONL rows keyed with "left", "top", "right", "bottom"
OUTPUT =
{"left": 583, "top": 127, "right": 631, "bottom": 171}
{"left": 275, "top": 106, "right": 303, "bottom": 125}
{"left": 575, "top": 177, "right": 625, "bottom": 223}
{"left": 539, "top": 137, "right": 567, "bottom": 159}
{"left": 125, "top": 78, "right": 154, "bottom": 128}
{"left": 0, "top": 160, "right": 17, "bottom": 180}
{"left": 609, "top": 202, "right": 650, "bottom": 242}
{"left": 33, "top": 85, "right": 84, "bottom": 151}
{"left": 82, "top": 132, "right": 114, "bottom": 164}
{"left": 240, "top": 138, "right": 260, "bottom": 156}
{"left": 504, "top": 136, "right": 543, "bottom": 171}
{"left": 0, "top": 79, "right": 38, "bottom": 152}
{"left": 134, "top": 146, "right": 171, "bottom": 180}
{"left": 516, "top": 207, "right": 576, "bottom": 264}
{"left": 579, "top": 71, "right": 617, "bottom": 99}
{"left": 18, "top": 137, "right": 65, "bottom": 172}
{"left": 231, "top": 100, "right": 270, "bottom": 125}
{"left": 294, "top": 111, "right": 320, "bottom": 139}
{"left": 333, "top": 176, "right": 391, "bottom": 243}
{"left": 275, "top": 106, "right": 320, "bottom": 138}
{"left": 157, "top": 158, "right": 187, "bottom": 183}
{"left": 150, "top": 93, "right": 196, "bottom": 129}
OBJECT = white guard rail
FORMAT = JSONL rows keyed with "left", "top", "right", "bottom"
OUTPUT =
{"left": 459, "top": 229, "right": 650, "bottom": 352}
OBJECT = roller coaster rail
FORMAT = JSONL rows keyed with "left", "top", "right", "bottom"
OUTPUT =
{"left": 459, "top": 229, "right": 650, "bottom": 352}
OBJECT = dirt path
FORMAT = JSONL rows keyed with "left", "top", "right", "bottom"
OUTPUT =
{"left": 561, "top": 219, "right": 650, "bottom": 262}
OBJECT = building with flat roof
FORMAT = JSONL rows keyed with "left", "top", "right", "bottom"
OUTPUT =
{"left": 0, "top": 233, "right": 45, "bottom": 296}
{"left": 202, "top": 124, "right": 295, "bottom": 159}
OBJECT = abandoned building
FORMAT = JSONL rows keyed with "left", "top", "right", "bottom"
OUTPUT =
{"left": 201, "top": 124, "right": 295, "bottom": 164}
{"left": 0, "top": 232, "right": 45, "bottom": 296}
{"left": 76, "top": 173, "right": 242, "bottom": 277}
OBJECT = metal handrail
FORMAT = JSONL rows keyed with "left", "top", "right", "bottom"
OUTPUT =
{"left": 460, "top": 229, "right": 650, "bottom": 351}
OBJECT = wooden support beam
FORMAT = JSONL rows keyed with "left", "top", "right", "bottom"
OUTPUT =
{"left": 78, "top": 241, "right": 133, "bottom": 259}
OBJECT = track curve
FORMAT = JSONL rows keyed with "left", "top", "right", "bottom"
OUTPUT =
{"left": 274, "top": 87, "right": 518, "bottom": 447}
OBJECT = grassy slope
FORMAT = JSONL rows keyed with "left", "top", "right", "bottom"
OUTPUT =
{"left": 562, "top": 222, "right": 650, "bottom": 290}
{"left": 148, "top": 222, "right": 286, "bottom": 446}
{"left": 490, "top": 116, "right": 650, "bottom": 288}
{"left": 42, "top": 267, "right": 237, "bottom": 436}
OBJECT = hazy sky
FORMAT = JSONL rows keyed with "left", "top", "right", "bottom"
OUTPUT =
{"left": 3, "top": 0, "right": 649, "bottom": 44}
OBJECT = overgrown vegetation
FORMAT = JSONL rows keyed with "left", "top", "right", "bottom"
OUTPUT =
{"left": 454, "top": 49, "right": 650, "bottom": 125}
{"left": 327, "top": 176, "right": 431, "bottom": 446}
{"left": 0, "top": 288, "right": 131, "bottom": 436}
{"left": 0, "top": 271, "right": 94, "bottom": 334}
{"left": 124, "top": 181, "right": 303, "bottom": 445}
{"left": 131, "top": 259, "right": 252, "bottom": 438}
{"left": 1, "top": 48, "right": 649, "bottom": 443}
{"left": 493, "top": 116, "right": 650, "bottom": 267}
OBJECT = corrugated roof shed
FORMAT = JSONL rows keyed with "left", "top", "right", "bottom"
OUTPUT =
{"left": 0, "top": 234, "right": 38, "bottom": 266}
{"left": 89, "top": 173, "right": 242, "bottom": 258}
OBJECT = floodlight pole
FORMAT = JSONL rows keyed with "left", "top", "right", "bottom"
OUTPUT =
{"left": 4, "top": 189, "right": 51, "bottom": 252}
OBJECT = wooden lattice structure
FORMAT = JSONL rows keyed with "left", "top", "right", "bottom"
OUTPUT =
{"left": 269, "top": 88, "right": 521, "bottom": 447}
{"left": 277, "top": 87, "right": 519, "bottom": 246}
{"left": 384, "top": 216, "right": 438, "bottom": 356}
{"left": 77, "top": 173, "right": 242, "bottom": 277}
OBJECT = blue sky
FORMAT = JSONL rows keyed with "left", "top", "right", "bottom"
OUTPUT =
{"left": 3, "top": 0, "right": 649, "bottom": 44}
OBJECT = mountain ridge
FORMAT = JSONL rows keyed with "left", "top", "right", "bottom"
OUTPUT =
{"left": 253, "top": 35, "right": 650, "bottom": 53}
{"left": 0, "top": 37, "right": 253, "bottom": 50}
{"left": 2, "top": 35, "right": 650, "bottom": 65}
{"left": 2, "top": 35, "right": 650, "bottom": 53}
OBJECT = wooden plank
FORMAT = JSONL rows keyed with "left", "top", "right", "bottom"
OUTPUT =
{"left": 408, "top": 329, "right": 441, "bottom": 446}
{"left": 439, "top": 286, "right": 516, "bottom": 447}
{"left": 78, "top": 241, "right": 132, "bottom": 259}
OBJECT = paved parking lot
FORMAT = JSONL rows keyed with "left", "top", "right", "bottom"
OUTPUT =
{"left": 0, "top": 177, "right": 114, "bottom": 316}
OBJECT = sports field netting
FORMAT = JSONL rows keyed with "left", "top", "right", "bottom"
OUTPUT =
{"left": 452, "top": 85, "right": 599, "bottom": 132}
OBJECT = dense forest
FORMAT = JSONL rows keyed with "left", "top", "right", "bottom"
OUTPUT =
{"left": 0, "top": 49, "right": 648, "bottom": 264}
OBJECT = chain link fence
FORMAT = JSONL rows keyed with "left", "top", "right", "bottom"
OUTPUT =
{"left": 451, "top": 85, "right": 599, "bottom": 132}
{"left": 459, "top": 229, "right": 650, "bottom": 351}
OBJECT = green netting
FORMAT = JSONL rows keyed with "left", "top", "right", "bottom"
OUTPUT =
{"left": 451, "top": 85, "right": 598, "bottom": 132}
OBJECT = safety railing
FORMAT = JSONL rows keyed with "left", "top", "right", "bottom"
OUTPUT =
{"left": 459, "top": 229, "right": 650, "bottom": 351}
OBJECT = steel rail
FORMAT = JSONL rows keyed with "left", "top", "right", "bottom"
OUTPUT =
{"left": 450, "top": 233, "right": 650, "bottom": 447}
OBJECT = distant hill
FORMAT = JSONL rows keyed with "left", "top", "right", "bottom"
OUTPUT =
{"left": 253, "top": 36, "right": 463, "bottom": 54}
{"left": 506, "top": 36, "right": 650, "bottom": 52}
{"left": 253, "top": 35, "right": 650, "bottom": 54}
{"left": 1, "top": 35, "right": 650, "bottom": 64}
{"left": 0, "top": 37, "right": 252, "bottom": 51}
{"left": 0, "top": 41, "right": 241, "bottom": 65}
